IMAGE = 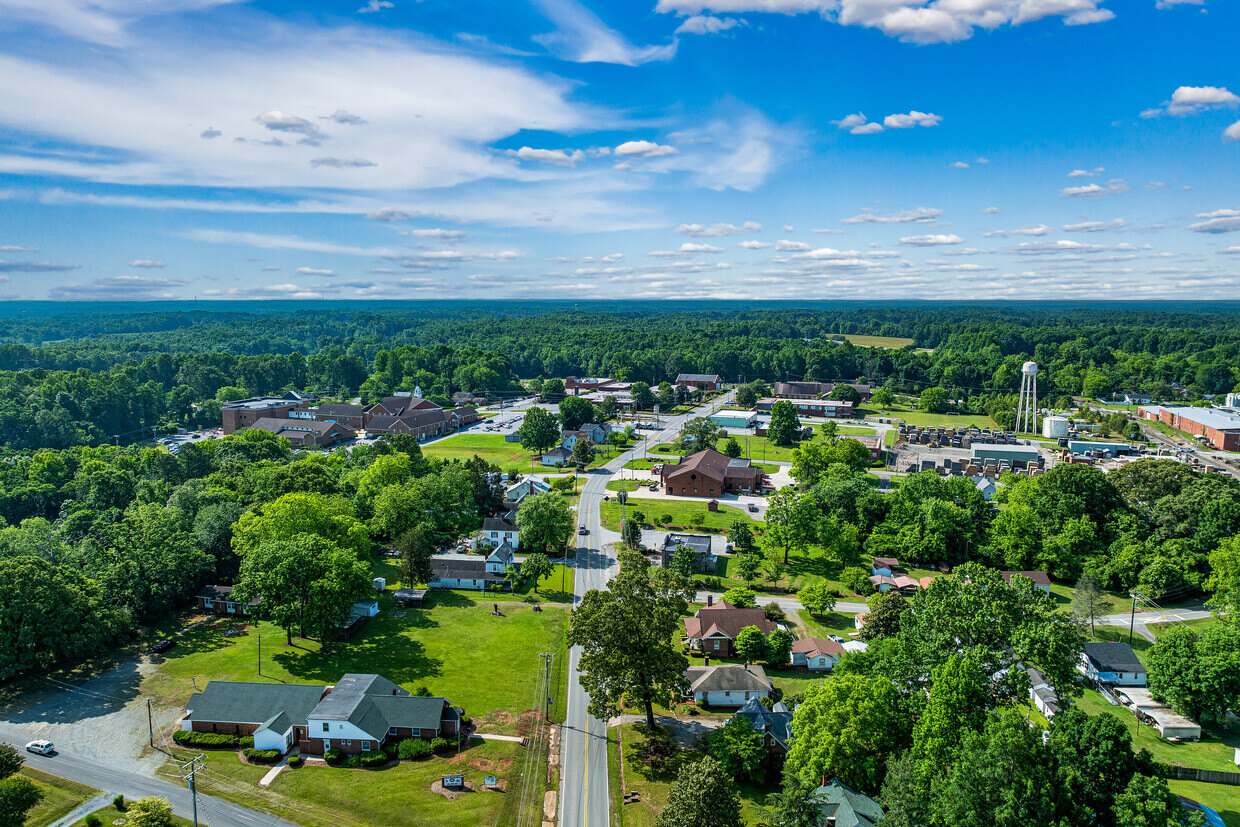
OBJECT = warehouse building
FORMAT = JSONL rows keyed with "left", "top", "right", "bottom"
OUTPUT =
{"left": 1139, "top": 406, "right": 1240, "bottom": 451}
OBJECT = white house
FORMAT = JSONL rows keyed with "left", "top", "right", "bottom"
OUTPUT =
{"left": 790, "top": 638, "right": 847, "bottom": 671}
{"left": 540, "top": 447, "right": 572, "bottom": 466}
{"left": 1079, "top": 642, "right": 1147, "bottom": 686}
{"left": 427, "top": 543, "right": 515, "bottom": 591}
{"left": 683, "top": 663, "right": 772, "bottom": 707}
{"left": 1026, "top": 666, "right": 1061, "bottom": 719}
{"left": 480, "top": 512, "right": 519, "bottom": 549}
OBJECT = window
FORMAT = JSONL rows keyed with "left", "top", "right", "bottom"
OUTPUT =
{"left": 389, "top": 727, "right": 397, "bottom": 736}
{"left": 203, "top": 599, "right": 213, "bottom": 609}
{"left": 344, "top": 740, "right": 352, "bottom": 747}
{"left": 362, "top": 742, "right": 371, "bottom": 752}
{"left": 322, "top": 722, "right": 329, "bottom": 732}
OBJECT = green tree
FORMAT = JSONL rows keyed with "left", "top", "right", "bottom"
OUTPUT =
{"left": 1208, "top": 534, "right": 1240, "bottom": 625}
{"left": 517, "top": 491, "right": 575, "bottom": 556}
{"left": 704, "top": 715, "right": 766, "bottom": 782}
{"left": 657, "top": 756, "right": 742, "bottom": 827}
{"left": 767, "top": 400, "right": 801, "bottom": 446}
{"left": 681, "top": 417, "right": 723, "bottom": 451}
{"left": 918, "top": 387, "right": 950, "bottom": 414}
{"left": 1112, "top": 774, "right": 1202, "bottom": 827}
{"left": 764, "top": 487, "right": 816, "bottom": 564}
{"left": 632, "top": 383, "right": 656, "bottom": 411}
{"left": 797, "top": 581, "right": 837, "bottom": 616}
{"left": 354, "top": 453, "right": 412, "bottom": 516}
{"left": 570, "top": 437, "right": 595, "bottom": 471}
{"left": 0, "top": 745, "right": 22, "bottom": 780}
{"left": 767, "top": 628, "right": 793, "bottom": 665}
{"left": 727, "top": 520, "right": 756, "bottom": 555}
{"left": 721, "top": 436, "right": 742, "bottom": 459}
{"left": 568, "top": 550, "right": 690, "bottom": 728}
{"left": 672, "top": 544, "right": 697, "bottom": 579}
{"left": 518, "top": 407, "right": 561, "bottom": 455}
{"left": 722, "top": 586, "right": 757, "bottom": 607}
{"left": 827, "top": 384, "right": 861, "bottom": 404}
{"left": 396, "top": 524, "right": 435, "bottom": 585}
{"left": 1071, "top": 572, "right": 1111, "bottom": 635}
{"left": 520, "top": 552, "right": 555, "bottom": 593}
{"left": 371, "top": 468, "right": 477, "bottom": 543}
{"left": 871, "top": 386, "right": 895, "bottom": 409}
{"left": 790, "top": 441, "right": 833, "bottom": 487}
{"left": 758, "top": 773, "right": 827, "bottom": 827}
{"left": 1048, "top": 708, "right": 1140, "bottom": 825}
{"left": 558, "top": 395, "right": 595, "bottom": 430}
{"left": 0, "top": 775, "right": 41, "bottom": 826}
{"left": 912, "top": 655, "right": 990, "bottom": 775}
{"left": 786, "top": 674, "right": 909, "bottom": 794}
{"left": 763, "top": 553, "right": 786, "bottom": 587}
{"left": 232, "top": 492, "right": 370, "bottom": 557}
{"left": 859, "top": 590, "right": 909, "bottom": 641}
{"left": 542, "top": 378, "right": 566, "bottom": 401}
{"left": 818, "top": 420, "right": 839, "bottom": 444}
{"left": 621, "top": 517, "right": 642, "bottom": 548}
{"left": 735, "top": 552, "right": 762, "bottom": 586}
{"left": 1146, "top": 624, "right": 1240, "bottom": 725}
{"left": 735, "top": 625, "right": 768, "bottom": 661}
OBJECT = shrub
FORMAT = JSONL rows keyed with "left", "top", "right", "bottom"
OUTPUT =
{"left": 361, "top": 751, "right": 389, "bottom": 768}
{"left": 631, "top": 729, "right": 677, "bottom": 771}
{"left": 242, "top": 748, "right": 282, "bottom": 764}
{"left": 324, "top": 747, "right": 344, "bottom": 765}
{"left": 85, "top": 816, "right": 102, "bottom": 827}
{"left": 173, "top": 730, "right": 239, "bottom": 748}
{"left": 397, "top": 738, "right": 435, "bottom": 760}
{"left": 240, "top": 736, "right": 255, "bottom": 748}
{"left": 631, "top": 510, "right": 645, "bottom": 524}
{"left": 287, "top": 756, "right": 304, "bottom": 768}
{"left": 660, "top": 514, "right": 673, "bottom": 525}
{"left": 762, "top": 603, "right": 786, "bottom": 623}
{"left": 459, "top": 716, "right": 473, "bottom": 730}
{"left": 382, "top": 741, "right": 400, "bottom": 758}
{"left": 842, "top": 566, "right": 875, "bottom": 596}
{"left": 344, "top": 754, "right": 361, "bottom": 768}
{"left": 431, "top": 737, "right": 454, "bottom": 755}
{"left": 113, "top": 794, "right": 126, "bottom": 811}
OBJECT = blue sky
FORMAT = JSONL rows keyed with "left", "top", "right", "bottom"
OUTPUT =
{"left": 0, "top": 0, "right": 1237, "bottom": 301}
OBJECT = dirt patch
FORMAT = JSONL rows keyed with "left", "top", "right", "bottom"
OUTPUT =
{"left": 472, "top": 710, "right": 514, "bottom": 733}
{"left": 431, "top": 779, "right": 477, "bottom": 799}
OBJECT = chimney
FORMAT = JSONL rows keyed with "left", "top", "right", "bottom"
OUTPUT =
{"left": 706, "top": 594, "right": 713, "bottom": 606}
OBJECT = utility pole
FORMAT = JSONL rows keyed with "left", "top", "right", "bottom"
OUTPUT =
{"left": 177, "top": 753, "right": 205, "bottom": 827}
{"left": 1128, "top": 591, "right": 1140, "bottom": 645}
{"left": 147, "top": 698, "right": 154, "bottom": 748}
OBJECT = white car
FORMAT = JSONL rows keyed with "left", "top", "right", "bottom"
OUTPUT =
{"left": 26, "top": 740, "right": 54, "bottom": 755}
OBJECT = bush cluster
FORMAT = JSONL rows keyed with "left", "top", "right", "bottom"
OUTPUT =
{"left": 287, "top": 756, "right": 304, "bottom": 768}
{"left": 241, "top": 748, "right": 282, "bottom": 764}
{"left": 360, "top": 751, "right": 388, "bottom": 768}
{"left": 323, "top": 747, "right": 343, "bottom": 765}
{"left": 172, "top": 731, "right": 250, "bottom": 749}
{"left": 397, "top": 738, "right": 435, "bottom": 760}
{"left": 430, "top": 737, "right": 454, "bottom": 755}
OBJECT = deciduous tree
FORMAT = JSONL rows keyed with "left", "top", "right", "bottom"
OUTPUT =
{"left": 704, "top": 715, "right": 766, "bottom": 782}
{"left": 517, "top": 407, "right": 560, "bottom": 455}
{"left": 517, "top": 491, "right": 575, "bottom": 557}
{"left": 767, "top": 400, "right": 801, "bottom": 446}
{"left": 1146, "top": 623, "right": 1240, "bottom": 726}
{"left": 735, "top": 625, "right": 768, "bottom": 662}
{"left": 657, "top": 756, "right": 742, "bottom": 827}
{"left": 520, "top": 552, "right": 555, "bottom": 593}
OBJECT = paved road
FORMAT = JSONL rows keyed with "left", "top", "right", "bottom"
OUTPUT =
{"left": 9, "top": 741, "right": 299, "bottom": 827}
{"left": 559, "top": 392, "right": 735, "bottom": 827}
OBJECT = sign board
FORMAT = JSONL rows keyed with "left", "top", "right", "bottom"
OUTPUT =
{"left": 484, "top": 776, "right": 497, "bottom": 787}
{"left": 442, "top": 774, "right": 464, "bottom": 788}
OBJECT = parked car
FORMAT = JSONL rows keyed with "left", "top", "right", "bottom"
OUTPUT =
{"left": 648, "top": 484, "right": 658, "bottom": 491}
{"left": 578, "top": 526, "right": 588, "bottom": 535}
{"left": 25, "top": 740, "right": 54, "bottom": 755}
{"left": 152, "top": 639, "right": 175, "bottom": 654}
{"left": 747, "top": 503, "right": 759, "bottom": 512}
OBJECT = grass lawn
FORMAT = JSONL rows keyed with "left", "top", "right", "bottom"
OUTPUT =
{"left": 141, "top": 592, "right": 568, "bottom": 736}
{"left": 1150, "top": 616, "right": 1221, "bottom": 638}
{"left": 1168, "top": 779, "right": 1240, "bottom": 827}
{"left": 796, "top": 610, "right": 860, "bottom": 640}
{"left": 20, "top": 767, "right": 99, "bottom": 827}
{"left": 68, "top": 807, "right": 196, "bottom": 827}
{"left": 1048, "top": 581, "right": 1132, "bottom": 618}
{"left": 610, "top": 723, "right": 770, "bottom": 827}
{"left": 607, "top": 479, "right": 647, "bottom": 492}
{"left": 422, "top": 433, "right": 604, "bottom": 474}
{"left": 601, "top": 498, "right": 761, "bottom": 535}
{"left": 160, "top": 738, "right": 534, "bottom": 827}
{"left": 864, "top": 403, "right": 999, "bottom": 430}
{"left": 692, "top": 551, "right": 870, "bottom": 600}
{"left": 841, "top": 333, "right": 916, "bottom": 349}
{"left": 623, "top": 458, "right": 664, "bottom": 470}
{"left": 1072, "top": 689, "right": 1240, "bottom": 773}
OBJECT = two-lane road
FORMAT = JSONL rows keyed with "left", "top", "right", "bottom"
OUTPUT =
{"left": 558, "top": 391, "right": 736, "bottom": 827}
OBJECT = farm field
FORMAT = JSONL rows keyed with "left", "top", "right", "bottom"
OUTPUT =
{"left": 141, "top": 591, "right": 569, "bottom": 737}
{"left": 840, "top": 333, "right": 916, "bottom": 349}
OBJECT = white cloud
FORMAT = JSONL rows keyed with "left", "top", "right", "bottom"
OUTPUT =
{"left": 510, "top": 146, "right": 586, "bottom": 166}
{"left": 738, "top": 240, "right": 771, "bottom": 249}
{"left": 678, "top": 242, "right": 725, "bottom": 253}
{"left": 675, "top": 14, "right": 740, "bottom": 33}
{"left": 357, "top": 0, "right": 393, "bottom": 12}
{"left": 0, "top": 260, "right": 78, "bottom": 272}
{"left": 405, "top": 228, "right": 467, "bottom": 239}
{"left": 656, "top": 0, "right": 1114, "bottom": 44}
{"left": 296, "top": 266, "right": 337, "bottom": 276}
{"left": 952, "top": 161, "right": 969, "bottom": 168}
{"left": 1060, "top": 179, "right": 1129, "bottom": 198}
{"left": 980, "top": 206, "right": 1003, "bottom": 214}
{"left": 0, "top": 0, "right": 242, "bottom": 46}
{"left": 1143, "top": 86, "right": 1240, "bottom": 118}
{"left": 614, "top": 140, "right": 679, "bottom": 158}
{"left": 883, "top": 111, "right": 941, "bottom": 129}
{"left": 367, "top": 208, "right": 411, "bottom": 221}
{"left": 984, "top": 225, "right": 1050, "bottom": 238}
{"left": 676, "top": 221, "right": 762, "bottom": 237}
{"left": 1226, "top": 121, "right": 1240, "bottom": 141}
{"left": 323, "top": 110, "right": 367, "bottom": 125}
{"left": 1062, "top": 219, "right": 1128, "bottom": 232}
{"left": 533, "top": 0, "right": 677, "bottom": 65}
{"left": 775, "top": 239, "right": 811, "bottom": 251}
{"left": 1189, "top": 209, "right": 1240, "bottom": 234}
{"left": 48, "top": 275, "right": 186, "bottom": 299}
{"left": 185, "top": 229, "right": 398, "bottom": 256}
{"left": 1218, "top": 247, "right": 1240, "bottom": 255}
{"left": 129, "top": 259, "right": 166, "bottom": 268}
{"left": 812, "top": 227, "right": 845, "bottom": 234}
{"left": 255, "top": 111, "right": 328, "bottom": 145}
{"left": 842, "top": 207, "right": 942, "bottom": 224}
{"left": 310, "top": 156, "right": 377, "bottom": 168}
{"left": 1067, "top": 167, "right": 1105, "bottom": 177}
{"left": 200, "top": 127, "right": 222, "bottom": 139}
{"left": 782, "top": 225, "right": 795, "bottom": 232}
{"left": 900, "top": 233, "right": 963, "bottom": 246}
{"left": 0, "top": 245, "right": 36, "bottom": 252}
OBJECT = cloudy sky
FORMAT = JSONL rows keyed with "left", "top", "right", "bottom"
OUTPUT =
{"left": 0, "top": 0, "right": 1236, "bottom": 301}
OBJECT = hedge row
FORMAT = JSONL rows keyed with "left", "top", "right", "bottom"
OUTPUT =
{"left": 172, "top": 731, "right": 254, "bottom": 749}
{"left": 242, "top": 748, "right": 282, "bottom": 764}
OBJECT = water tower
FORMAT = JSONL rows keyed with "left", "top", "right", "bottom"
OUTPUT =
{"left": 1016, "top": 361, "right": 1038, "bottom": 434}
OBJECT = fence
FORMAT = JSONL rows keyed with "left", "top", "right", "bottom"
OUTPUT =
{"left": 1160, "top": 765, "right": 1240, "bottom": 786}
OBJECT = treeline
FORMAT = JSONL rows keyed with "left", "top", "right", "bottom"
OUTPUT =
{"left": 0, "top": 429, "right": 508, "bottom": 680}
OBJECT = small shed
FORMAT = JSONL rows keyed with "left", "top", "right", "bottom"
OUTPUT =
{"left": 394, "top": 588, "right": 427, "bottom": 608}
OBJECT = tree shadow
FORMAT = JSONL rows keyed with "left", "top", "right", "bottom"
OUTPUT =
{"left": 428, "top": 590, "right": 478, "bottom": 609}
{"left": 271, "top": 627, "right": 442, "bottom": 687}
{"left": 3, "top": 658, "right": 144, "bottom": 724}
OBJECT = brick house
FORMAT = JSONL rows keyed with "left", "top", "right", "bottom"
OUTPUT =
{"left": 366, "top": 409, "right": 449, "bottom": 440}
{"left": 195, "top": 584, "right": 256, "bottom": 616}
{"left": 246, "top": 418, "right": 356, "bottom": 447}
{"left": 312, "top": 403, "right": 369, "bottom": 429}
{"left": 659, "top": 448, "right": 764, "bottom": 497}
{"left": 369, "top": 394, "right": 442, "bottom": 417}
{"left": 683, "top": 597, "right": 777, "bottom": 656}
{"left": 675, "top": 373, "right": 724, "bottom": 392}
{"left": 183, "top": 674, "right": 461, "bottom": 756}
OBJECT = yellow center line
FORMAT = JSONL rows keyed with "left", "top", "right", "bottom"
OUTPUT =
{"left": 582, "top": 713, "right": 590, "bottom": 827}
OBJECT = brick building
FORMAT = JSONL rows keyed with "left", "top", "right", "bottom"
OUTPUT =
{"left": 659, "top": 448, "right": 765, "bottom": 497}
{"left": 1139, "top": 405, "right": 1240, "bottom": 451}
{"left": 221, "top": 396, "right": 309, "bottom": 433}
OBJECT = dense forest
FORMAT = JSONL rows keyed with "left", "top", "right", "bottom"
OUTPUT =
{"left": 0, "top": 301, "right": 1237, "bottom": 451}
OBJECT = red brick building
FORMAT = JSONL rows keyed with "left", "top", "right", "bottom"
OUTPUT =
{"left": 221, "top": 397, "right": 308, "bottom": 433}
{"left": 1139, "top": 405, "right": 1240, "bottom": 451}
{"left": 659, "top": 448, "right": 764, "bottom": 497}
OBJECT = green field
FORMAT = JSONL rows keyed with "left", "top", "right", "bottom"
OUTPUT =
{"left": 1168, "top": 779, "right": 1240, "bottom": 827}
{"left": 600, "top": 497, "right": 760, "bottom": 534}
{"left": 840, "top": 333, "right": 916, "bottom": 349}
{"left": 867, "top": 403, "right": 999, "bottom": 430}
{"left": 142, "top": 591, "right": 568, "bottom": 736}
{"left": 797, "top": 610, "right": 860, "bottom": 641}
{"left": 1150, "top": 616, "right": 1220, "bottom": 638}
{"left": 160, "top": 738, "right": 533, "bottom": 827}
{"left": 607, "top": 479, "right": 647, "bottom": 492}
{"left": 422, "top": 433, "right": 604, "bottom": 473}
{"left": 1072, "top": 689, "right": 1240, "bottom": 773}
{"left": 20, "top": 767, "right": 100, "bottom": 827}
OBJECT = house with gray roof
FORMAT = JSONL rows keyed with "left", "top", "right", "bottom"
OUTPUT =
{"left": 427, "top": 542, "right": 516, "bottom": 591}
{"left": 732, "top": 696, "right": 794, "bottom": 757}
{"left": 183, "top": 673, "right": 461, "bottom": 757}
{"left": 814, "top": 778, "right": 884, "bottom": 827}
{"left": 658, "top": 533, "right": 716, "bottom": 573}
{"left": 1079, "top": 641, "right": 1147, "bottom": 686}
{"left": 683, "top": 662, "right": 772, "bottom": 707}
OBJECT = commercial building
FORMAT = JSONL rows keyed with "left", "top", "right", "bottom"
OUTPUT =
{"left": 970, "top": 443, "right": 1043, "bottom": 468}
{"left": 708, "top": 410, "right": 758, "bottom": 429}
{"left": 1042, "top": 415, "right": 1070, "bottom": 439}
{"left": 222, "top": 396, "right": 310, "bottom": 433}
{"left": 246, "top": 417, "right": 355, "bottom": 448}
{"left": 659, "top": 448, "right": 765, "bottom": 497}
{"left": 675, "top": 373, "right": 724, "bottom": 391}
{"left": 1139, "top": 405, "right": 1240, "bottom": 451}
{"left": 755, "top": 398, "right": 854, "bottom": 419}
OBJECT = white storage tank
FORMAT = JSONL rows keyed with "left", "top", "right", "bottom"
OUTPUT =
{"left": 1042, "top": 415, "right": 1070, "bottom": 439}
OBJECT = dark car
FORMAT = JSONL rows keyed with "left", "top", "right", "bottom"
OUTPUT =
{"left": 153, "top": 639, "right": 175, "bottom": 654}
{"left": 578, "top": 526, "right": 588, "bottom": 535}
{"left": 747, "top": 503, "right": 759, "bottom": 513}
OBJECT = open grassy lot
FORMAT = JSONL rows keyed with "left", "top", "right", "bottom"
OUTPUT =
{"left": 610, "top": 723, "right": 769, "bottom": 827}
{"left": 692, "top": 551, "right": 872, "bottom": 600}
{"left": 865, "top": 403, "right": 1000, "bottom": 430}
{"left": 422, "top": 433, "right": 604, "bottom": 473}
{"left": 607, "top": 479, "right": 648, "bottom": 492}
{"left": 20, "top": 767, "right": 99, "bottom": 827}
{"left": 1150, "top": 616, "right": 1220, "bottom": 638}
{"left": 841, "top": 333, "right": 916, "bottom": 349}
{"left": 797, "top": 610, "right": 860, "bottom": 640}
{"left": 141, "top": 592, "right": 568, "bottom": 736}
{"left": 69, "top": 807, "right": 197, "bottom": 827}
{"left": 1072, "top": 689, "right": 1240, "bottom": 773}
{"left": 160, "top": 738, "right": 533, "bottom": 827}
{"left": 601, "top": 497, "right": 760, "bottom": 534}
{"left": 1047, "top": 581, "right": 1132, "bottom": 618}
{"left": 1168, "top": 779, "right": 1240, "bottom": 827}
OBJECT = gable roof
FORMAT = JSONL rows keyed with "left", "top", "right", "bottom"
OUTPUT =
{"left": 186, "top": 681, "right": 328, "bottom": 729}
{"left": 676, "top": 373, "right": 723, "bottom": 383}
{"left": 662, "top": 448, "right": 748, "bottom": 484}
{"left": 1083, "top": 641, "right": 1145, "bottom": 674}
{"left": 791, "top": 637, "right": 847, "bottom": 659}
{"left": 309, "top": 673, "right": 454, "bottom": 737}
{"left": 683, "top": 600, "right": 777, "bottom": 641}
{"left": 684, "top": 663, "right": 771, "bottom": 693}
{"left": 814, "top": 779, "right": 884, "bottom": 827}
{"left": 482, "top": 513, "right": 519, "bottom": 533}
{"left": 248, "top": 417, "right": 347, "bottom": 438}
{"left": 316, "top": 403, "right": 365, "bottom": 417}
{"left": 733, "top": 696, "right": 794, "bottom": 748}
{"left": 1002, "top": 570, "right": 1052, "bottom": 587}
